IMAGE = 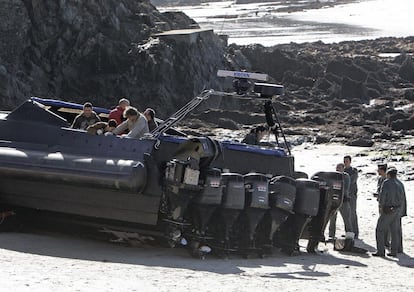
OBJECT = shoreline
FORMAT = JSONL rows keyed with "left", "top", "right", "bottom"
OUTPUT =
{"left": 159, "top": 0, "right": 414, "bottom": 46}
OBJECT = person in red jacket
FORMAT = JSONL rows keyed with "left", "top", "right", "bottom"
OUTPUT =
{"left": 108, "top": 98, "right": 130, "bottom": 125}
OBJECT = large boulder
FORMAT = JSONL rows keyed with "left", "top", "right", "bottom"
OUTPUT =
{"left": 391, "top": 115, "right": 414, "bottom": 130}
{"left": 326, "top": 58, "right": 368, "bottom": 82}
{"left": 399, "top": 55, "right": 414, "bottom": 82}
{"left": 340, "top": 76, "right": 368, "bottom": 102}
{"left": 404, "top": 89, "right": 414, "bottom": 101}
{"left": 346, "top": 137, "right": 374, "bottom": 147}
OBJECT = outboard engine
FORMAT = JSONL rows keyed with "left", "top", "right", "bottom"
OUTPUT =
{"left": 189, "top": 168, "right": 223, "bottom": 257}
{"left": 259, "top": 176, "right": 296, "bottom": 252}
{"left": 238, "top": 173, "right": 269, "bottom": 256}
{"left": 306, "top": 171, "right": 344, "bottom": 253}
{"left": 274, "top": 178, "right": 320, "bottom": 255}
{"left": 214, "top": 172, "right": 245, "bottom": 254}
{"left": 162, "top": 137, "right": 220, "bottom": 248}
{"left": 163, "top": 157, "right": 201, "bottom": 246}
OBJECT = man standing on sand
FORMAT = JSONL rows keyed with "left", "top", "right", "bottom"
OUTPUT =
{"left": 375, "top": 164, "right": 388, "bottom": 197}
{"left": 328, "top": 163, "right": 354, "bottom": 240}
{"left": 374, "top": 163, "right": 390, "bottom": 247}
{"left": 372, "top": 167, "right": 405, "bottom": 257}
{"left": 344, "top": 155, "right": 359, "bottom": 239}
{"left": 394, "top": 168, "right": 407, "bottom": 254}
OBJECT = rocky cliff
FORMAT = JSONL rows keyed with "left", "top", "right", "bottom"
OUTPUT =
{"left": 0, "top": 0, "right": 227, "bottom": 116}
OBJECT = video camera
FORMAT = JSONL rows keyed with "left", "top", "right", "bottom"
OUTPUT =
{"left": 217, "top": 70, "right": 284, "bottom": 98}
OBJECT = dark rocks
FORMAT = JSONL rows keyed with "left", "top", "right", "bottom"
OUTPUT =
{"left": 362, "top": 125, "right": 381, "bottom": 135}
{"left": 391, "top": 115, "right": 414, "bottom": 130}
{"left": 327, "top": 58, "right": 368, "bottom": 82}
{"left": 314, "top": 135, "right": 330, "bottom": 144}
{"left": 236, "top": 37, "right": 414, "bottom": 144}
{"left": 303, "top": 115, "right": 326, "bottom": 125}
{"left": 340, "top": 76, "right": 368, "bottom": 103}
{"left": 346, "top": 138, "right": 374, "bottom": 147}
{"left": 399, "top": 55, "right": 414, "bottom": 82}
{"left": 372, "top": 131, "right": 394, "bottom": 140}
{"left": 240, "top": 46, "right": 299, "bottom": 81}
{"left": 404, "top": 89, "right": 414, "bottom": 101}
{"left": 191, "top": 109, "right": 264, "bottom": 125}
{"left": 283, "top": 71, "right": 315, "bottom": 88}
{"left": 389, "top": 111, "right": 410, "bottom": 123}
{"left": 216, "top": 118, "right": 240, "bottom": 130}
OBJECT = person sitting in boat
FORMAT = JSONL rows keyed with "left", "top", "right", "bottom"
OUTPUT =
{"left": 143, "top": 108, "right": 158, "bottom": 131}
{"left": 112, "top": 107, "right": 149, "bottom": 139}
{"left": 71, "top": 102, "right": 101, "bottom": 130}
{"left": 86, "top": 119, "right": 117, "bottom": 135}
{"left": 108, "top": 98, "right": 130, "bottom": 125}
{"left": 242, "top": 125, "right": 268, "bottom": 145}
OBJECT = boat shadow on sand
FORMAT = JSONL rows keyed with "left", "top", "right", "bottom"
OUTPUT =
{"left": 0, "top": 231, "right": 373, "bottom": 278}
{"left": 332, "top": 238, "right": 414, "bottom": 268}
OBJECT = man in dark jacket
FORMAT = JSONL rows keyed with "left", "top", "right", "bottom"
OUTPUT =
{"left": 242, "top": 125, "right": 268, "bottom": 145}
{"left": 144, "top": 108, "right": 158, "bottom": 132}
{"left": 372, "top": 167, "right": 405, "bottom": 257}
{"left": 328, "top": 163, "right": 354, "bottom": 240}
{"left": 374, "top": 163, "right": 390, "bottom": 247}
{"left": 375, "top": 164, "right": 388, "bottom": 196}
{"left": 395, "top": 170, "right": 407, "bottom": 253}
{"left": 344, "top": 155, "right": 359, "bottom": 239}
{"left": 71, "top": 102, "right": 101, "bottom": 130}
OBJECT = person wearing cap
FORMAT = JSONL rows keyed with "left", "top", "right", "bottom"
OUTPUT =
{"left": 372, "top": 167, "right": 405, "bottom": 257}
{"left": 109, "top": 98, "right": 130, "bottom": 125}
{"left": 242, "top": 125, "right": 268, "bottom": 145}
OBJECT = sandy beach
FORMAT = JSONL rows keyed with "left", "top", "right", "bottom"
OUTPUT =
{"left": 1, "top": 139, "right": 413, "bottom": 291}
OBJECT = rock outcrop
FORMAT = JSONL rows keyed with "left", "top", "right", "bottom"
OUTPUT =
{"left": 0, "top": 0, "right": 227, "bottom": 116}
{"left": 226, "top": 38, "right": 414, "bottom": 145}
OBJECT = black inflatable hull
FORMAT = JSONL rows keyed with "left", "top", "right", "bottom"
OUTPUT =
{"left": 0, "top": 99, "right": 339, "bottom": 258}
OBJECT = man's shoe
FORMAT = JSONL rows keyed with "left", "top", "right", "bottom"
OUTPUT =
{"left": 372, "top": 252, "right": 385, "bottom": 257}
{"left": 387, "top": 253, "right": 397, "bottom": 257}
